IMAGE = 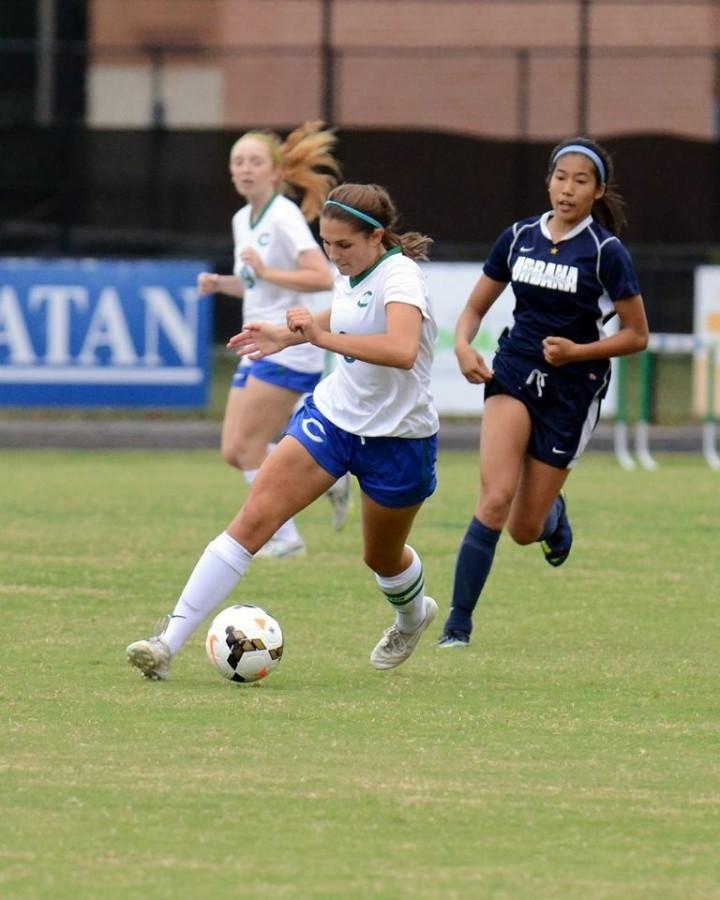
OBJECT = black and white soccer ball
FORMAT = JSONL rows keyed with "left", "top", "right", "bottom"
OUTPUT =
{"left": 205, "top": 604, "right": 283, "bottom": 683}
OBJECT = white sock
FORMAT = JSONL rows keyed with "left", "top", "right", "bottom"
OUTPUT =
{"left": 243, "top": 468, "right": 258, "bottom": 485}
{"left": 273, "top": 517, "right": 302, "bottom": 543}
{"left": 162, "top": 532, "right": 252, "bottom": 655}
{"left": 375, "top": 545, "right": 426, "bottom": 633}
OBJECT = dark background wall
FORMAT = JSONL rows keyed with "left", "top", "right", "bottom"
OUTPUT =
{"left": 1, "top": 127, "right": 718, "bottom": 337}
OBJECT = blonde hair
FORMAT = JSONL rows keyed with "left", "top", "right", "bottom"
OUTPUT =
{"left": 322, "top": 183, "right": 433, "bottom": 261}
{"left": 231, "top": 121, "right": 341, "bottom": 222}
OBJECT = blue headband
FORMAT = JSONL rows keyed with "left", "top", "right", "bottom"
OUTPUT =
{"left": 324, "top": 200, "right": 384, "bottom": 230}
{"left": 552, "top": 144, "right": 607, "bottom": 184}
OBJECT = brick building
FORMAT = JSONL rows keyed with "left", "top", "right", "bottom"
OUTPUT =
{"left": 88, "top": 0, "right": 720, "bottom": 138}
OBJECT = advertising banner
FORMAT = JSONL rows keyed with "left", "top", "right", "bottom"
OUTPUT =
{"left": 693, "top": 266, "right": 720, "bottom": 416}
{"left": 0, "top": 258, "right": 212, "bottom": 407}
{"left": 421, "top": 262, "right": 617, "bottom": 417}
{"left": 420, "top": 262, "right": 514, "bottom": 415}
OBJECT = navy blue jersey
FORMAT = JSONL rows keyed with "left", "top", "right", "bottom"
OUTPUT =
{"left": 484, "top": 212, "right": 641, "bottom": 378}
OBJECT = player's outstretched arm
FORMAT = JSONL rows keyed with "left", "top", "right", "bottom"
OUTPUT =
{"left": 197, "top": 272, "right": 244, "bottom": 298}
{"left": 227, "top": 322, "right": 304, "bottom": 360}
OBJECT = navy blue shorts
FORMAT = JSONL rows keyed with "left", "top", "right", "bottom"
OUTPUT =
{"left": 232, "top": 359, "right": 323, "bottom": 393}
{"left": 286, "top": 395, "right": 438, "bottom": 508}
{"left": 485, "top": 352, "right": 609, "bottom": 469}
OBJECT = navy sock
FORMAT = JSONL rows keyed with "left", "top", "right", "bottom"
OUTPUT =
{"left": 538, "top": 495, "right": 562, "bottom": 542}
{"left": 444, "top": 517, "right": 501, "bottom": 636}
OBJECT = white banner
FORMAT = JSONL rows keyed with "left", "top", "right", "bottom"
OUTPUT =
{"left": 693, "top": 266, "right": 720, "bottom": 416}
{"left": 421, "top": 261, "right": 618, "bottom": 417}
{"left": 420, "top": 262, "right": 514, "bottom": 415}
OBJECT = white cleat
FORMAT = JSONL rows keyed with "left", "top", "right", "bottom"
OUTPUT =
{"left": 126, "top": 636, "right": 172, "bottom": 681}
{"left": 254, "top": 537, "right": 307, "bottom": 559}
{"left": 325, "top": 474, "right": 351, "bottom": 531}
{"left": 370, "top": 597, "right": 438, "bottom": 670}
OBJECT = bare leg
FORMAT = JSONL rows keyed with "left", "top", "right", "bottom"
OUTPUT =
{"left": 227, "top": 436, "right": 337, "bottom": 553}
{"left": 221, "top": 378, "right": 300, "bottom": 471}
{"left": 507, "top": 456, "right": 569, "bottom": 545}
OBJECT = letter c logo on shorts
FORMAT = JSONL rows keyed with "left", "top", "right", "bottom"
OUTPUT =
{"left": 302, "top": 416, "right": 326, "bottom": 443}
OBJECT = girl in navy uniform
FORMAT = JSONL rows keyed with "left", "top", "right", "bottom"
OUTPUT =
{"left": 437, "top": 137, "right": 649, "bottom": 648}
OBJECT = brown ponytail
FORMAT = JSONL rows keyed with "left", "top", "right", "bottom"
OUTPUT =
{"left": 321, "top": 183, "right": 433, "bottom": 260}
{"left": 231, "top": 121, "right": 341, "bottom": 222}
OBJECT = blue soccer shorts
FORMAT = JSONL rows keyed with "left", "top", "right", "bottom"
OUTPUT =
{"left": 232, "top": 358, "right": 323, "bottom": 394}
{"left": 285, "top": 395, "right": 438, "bottom": 508}
{"left": 485, "top": 352, "right": 609, "bottom": 470}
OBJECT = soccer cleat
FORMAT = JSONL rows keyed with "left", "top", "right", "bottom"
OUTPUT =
{"left": 541, "top": 491, "right": 573, "bottom": 567}
{"left": 126, "top": 635, "right": 172, "bottom": 681}
{"left": 325, "top": 473, "right": 351, "bottom": 531}
{"left": 436, "top": 629, "right": 470, "bottom": 649}
{"left": 254, "top": 537, "right": 306, "bottom": 559}
{"left": 370, "top": 596, "right": 438, "bottom": 670}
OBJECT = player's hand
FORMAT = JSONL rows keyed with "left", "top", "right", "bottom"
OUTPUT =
{"left": 227, "top": 322, "right": 286, "bottom": 359}
{"left": 286, "top": 307, "right": 320, "bottom": 344}
{"left": 455, "top": 342, "right": 493, "bottom": 384}
{"left": 543, "top": 336, "right": 577, "bottom": 366}
{"left": 239, "top": 247, "right": 265, "bottom": 278}
{"left": 197, "top": 272, "right": 221, "bottom": 295}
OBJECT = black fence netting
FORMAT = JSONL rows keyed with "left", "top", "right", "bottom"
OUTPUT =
{"left": 1, "top": 127, "right": 718, "bottom": 336}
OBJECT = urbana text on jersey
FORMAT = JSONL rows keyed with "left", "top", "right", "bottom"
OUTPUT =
{"left": 512, "top": 257, "right": 578, "bottom": 294}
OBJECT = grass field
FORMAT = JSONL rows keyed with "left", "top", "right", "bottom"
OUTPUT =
{"left": 1, "top": 450, "right": 719, "bottom": 899}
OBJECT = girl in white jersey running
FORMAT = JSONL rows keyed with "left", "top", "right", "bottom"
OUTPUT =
{"left": 127, "top": 184, "right": 440, "bottom": 681}
{"left": 197, "top": 122, "right": 349, "bottom": 558}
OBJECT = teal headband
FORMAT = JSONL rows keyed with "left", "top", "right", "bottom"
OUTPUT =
{"left": 552, "top": 144, "right": 607, "bottom": 184}
{"left": 324, "top": 200, "right": 384, "bottom": 230}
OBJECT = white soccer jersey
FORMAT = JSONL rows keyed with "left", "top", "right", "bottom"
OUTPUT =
{"left": 313, "top": 248, "right": 439, "bottom": 438}
{"left": 232, "top": 193, "right": 325, "bottom": 373}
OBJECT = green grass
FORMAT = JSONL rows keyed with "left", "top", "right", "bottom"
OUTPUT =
{"left": 1, "top": 451, "right": 719, "bottom": 899}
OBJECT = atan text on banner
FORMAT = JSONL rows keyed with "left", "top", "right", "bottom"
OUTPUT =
{"left": 0, "top": 258, "right": 212, "bottom": 407}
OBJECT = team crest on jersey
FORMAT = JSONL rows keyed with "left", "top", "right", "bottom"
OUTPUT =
{"left": 258, "top": 233, "right": 270, "bottom": 246}
{"left": 240, "top": 264, "right": 256, "bottom": 288}
{"left": 512, "top": 256, "right": 578, "bottom": 293}
{"left": 357, "top": 290, "right": 372, "bottom": 308}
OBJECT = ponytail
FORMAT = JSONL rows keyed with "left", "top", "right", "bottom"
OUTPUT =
{"left": 322, "top": 183, "right": 433, "bottom": 260}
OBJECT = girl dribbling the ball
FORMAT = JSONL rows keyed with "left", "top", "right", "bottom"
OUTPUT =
{"left": 128, "top": 183, "right": 440, "bottom": 679}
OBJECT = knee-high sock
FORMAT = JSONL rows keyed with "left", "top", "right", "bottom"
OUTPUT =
{"left": 444, "top": 517, "right": 501, "bottom": 636}
{"left": 537, "top": 495, "right": 562, "bottom": 542}
{"left": 162, "top": 532, "right": 252, "bottom": 655}
{"left": 375, "top": 545, "right": 426, "bottom": 633}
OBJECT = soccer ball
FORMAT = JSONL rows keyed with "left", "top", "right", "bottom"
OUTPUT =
{"left": 205, "top": 604, "right": 284, "bottom": 683}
